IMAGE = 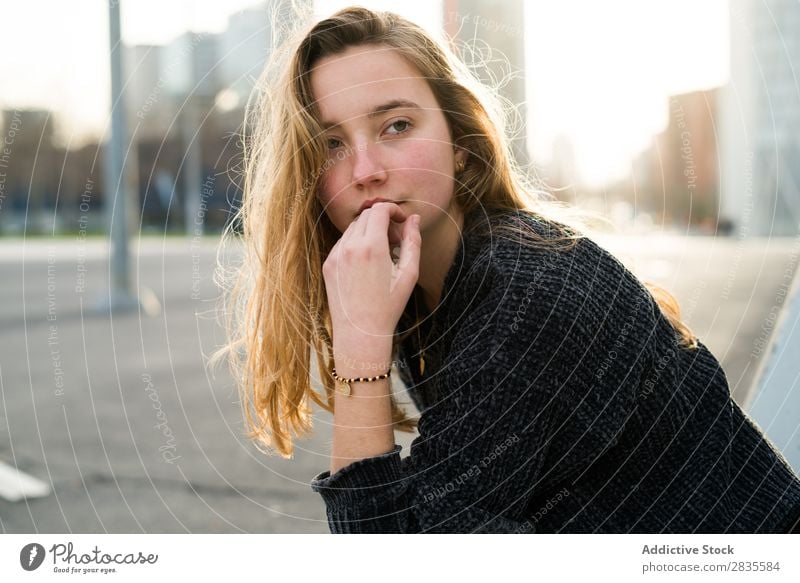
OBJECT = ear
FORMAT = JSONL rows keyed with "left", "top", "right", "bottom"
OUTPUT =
{"left": 454, "top": 146, "right": 467, "bottom": 166}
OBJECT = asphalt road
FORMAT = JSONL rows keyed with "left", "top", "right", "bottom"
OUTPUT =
{"left": 0, "top": 233, "right": 796, "bottom": 533}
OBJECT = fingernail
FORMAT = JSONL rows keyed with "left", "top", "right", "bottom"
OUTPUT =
{"left": 413, "top": 215, "right": 421, "bottom": 226}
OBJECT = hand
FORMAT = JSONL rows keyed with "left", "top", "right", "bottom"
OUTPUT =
{"left": 322, "top": 202, "right": 421, "bottom": 365}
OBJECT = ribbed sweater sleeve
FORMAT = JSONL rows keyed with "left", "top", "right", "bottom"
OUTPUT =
{"left": 310, "top": 234, "right": 656, "bottom": 533}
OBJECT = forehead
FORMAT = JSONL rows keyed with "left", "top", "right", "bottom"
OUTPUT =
{"left": 310, "top": 44, "right": 436, "bottom": 124}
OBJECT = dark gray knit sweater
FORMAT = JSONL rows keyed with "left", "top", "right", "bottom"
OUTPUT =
{"left": 311, "top": 207, "right": 800, "bottom": 533}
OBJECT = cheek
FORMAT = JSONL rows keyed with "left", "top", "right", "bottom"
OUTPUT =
{"left": 406, "top": 140, "right": 452, "bottom": 174}
{"left": 316, "top": 170, "right": 343, "bottom": 207}
{"left": 402, "top": 142, "right": 454, "bottom": 195}
{"left": 316, "top": 175, "right": 331, "bottom": 205}
{"left": 316, "top": 173, "right": 350, "bottom": 229}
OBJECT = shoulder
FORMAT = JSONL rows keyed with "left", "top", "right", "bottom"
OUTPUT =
{"left": 458, "top": 209, "right": 660, "bottom": 339}
{"left": 436, "top": 210, "right": 660, "bottom": 458}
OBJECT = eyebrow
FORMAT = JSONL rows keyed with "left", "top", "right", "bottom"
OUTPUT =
{"left": 320, "top": 99, "right": 422, "bottom": 130}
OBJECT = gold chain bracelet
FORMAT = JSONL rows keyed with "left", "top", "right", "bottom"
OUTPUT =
{"left": 331, "top": 367, "right": 391, "bottom": 396}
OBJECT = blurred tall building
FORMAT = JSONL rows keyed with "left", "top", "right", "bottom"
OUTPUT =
{"left": 125, "top": 45, "right": 168, "bottom": 139}
{"left": 633, "top": 88, "right": 721, "bottom": 230}
{"left": 1, "top": 1, "right": 317, "bottom": 235}
{"left": 0, "top": 110, "right": 58, "bottom": 232}
{"left": 164, "top": 31, "right": 220, "bottom": 97}
{"left": 443, "top": 0, "right": 529, "bottom": 167}
{"left": 219, "top": 4, "right": 273, "bottom": 103}
{"left": 721, "top": 0, "right": 800, "bottom": 236}
{"left": 120, "top": 0, "right": 308, "bottom": 231}
{"left": 0, "top": 108, "right": 105, "bottom": 235}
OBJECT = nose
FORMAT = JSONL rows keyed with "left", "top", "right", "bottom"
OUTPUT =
{"left": 350, "top": 141, "right": 387, "bottom": 188}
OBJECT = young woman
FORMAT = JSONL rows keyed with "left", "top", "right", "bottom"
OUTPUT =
{"left": 220, "top": 7, "right": 800, "bottom": 533}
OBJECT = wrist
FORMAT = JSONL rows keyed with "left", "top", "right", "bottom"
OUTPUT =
{"left": 331, "top": 365, "right": 391, "bottom": 397}
{"left": 332, "top": 331, "right": 394, "bottom": 377}
{"left": 332, "top": 352, "right": 394, "bottom": 379}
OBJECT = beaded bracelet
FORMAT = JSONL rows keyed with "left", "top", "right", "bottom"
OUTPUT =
{"left": 331, "top": 367, "right": 391, "bottom": 396}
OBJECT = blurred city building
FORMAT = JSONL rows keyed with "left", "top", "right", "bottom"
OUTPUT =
{"left": 0, "top": 0, "right": 306, "bottom": 236}
{"left": 443, "top": 0, "right": 529, "bottom": 167}
{"left": 0, "top": 109, "right": 95, "bottom": 235}
{"left": 632, "top": 88, "right": 721, "bottom": 234}
{"left": 2, "top": 1, "right": 797, "bottom": 238}
{"left": 124, "top": 6, "right": 267, "bottom": 234}
{"left": 721, "top": 0, "right": 800, "bottom": 237}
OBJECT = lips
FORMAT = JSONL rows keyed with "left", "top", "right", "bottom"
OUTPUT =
{"left": 358, "top": 198, "right": 399, "bottom": 213}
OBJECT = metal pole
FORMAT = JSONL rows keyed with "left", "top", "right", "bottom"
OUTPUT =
{"left": 184, "top": 98, "right": 203, "bottom": 237}
{"left": 102, "top": 0, "right": 139, "bottom": 312}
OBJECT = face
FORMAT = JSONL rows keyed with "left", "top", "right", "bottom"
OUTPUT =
{"left": 310, "top": 44, "right": 465, "bottom": 241}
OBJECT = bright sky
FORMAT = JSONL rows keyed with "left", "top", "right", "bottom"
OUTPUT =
{"left": 526, "top": 0, "right": 730, "bottom": 186}
{"left": 0, "top": 0, "right": 729, "bottom": 186}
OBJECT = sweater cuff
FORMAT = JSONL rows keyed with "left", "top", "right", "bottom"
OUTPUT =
{"left": 310, "top": 444, "right": 404, "bottom": 510}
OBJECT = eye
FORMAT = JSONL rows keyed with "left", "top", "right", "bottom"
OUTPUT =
{"left": 385, "top": 119, "right": 412, "bottom": 136}
{"left": 326, "top": 137, "right": 343, "bottom": 150}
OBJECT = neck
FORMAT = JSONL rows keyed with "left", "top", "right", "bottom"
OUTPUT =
{"left": 416, "top": 204, "right": 465, "bottom": 313}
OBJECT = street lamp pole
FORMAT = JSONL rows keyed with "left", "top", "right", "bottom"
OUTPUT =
{"left": 102, "top": 0, "right": 139, "bottom": 312}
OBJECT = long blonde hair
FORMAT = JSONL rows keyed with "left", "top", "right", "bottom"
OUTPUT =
{"left": 214, "top": 6, "right": 697, "bottom": 459}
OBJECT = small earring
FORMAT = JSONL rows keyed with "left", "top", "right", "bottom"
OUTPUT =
{"left": 455, "top": 160, "right": 465, "bottom": 173}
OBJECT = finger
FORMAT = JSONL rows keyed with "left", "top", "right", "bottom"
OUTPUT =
{"left": 342, "top": 212, "right": 362, "bottom": 242}
{"left": 387, "top": 216, "right": 405, "bottom": 247}
{"left": 393, "top": 214, "right": 421, "bottom": 292}
{"left": 363, "top": 201, "right": 407, "bottom": 241}
{"left": 356, "top": 207, "right": 371, "bottom": 237}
